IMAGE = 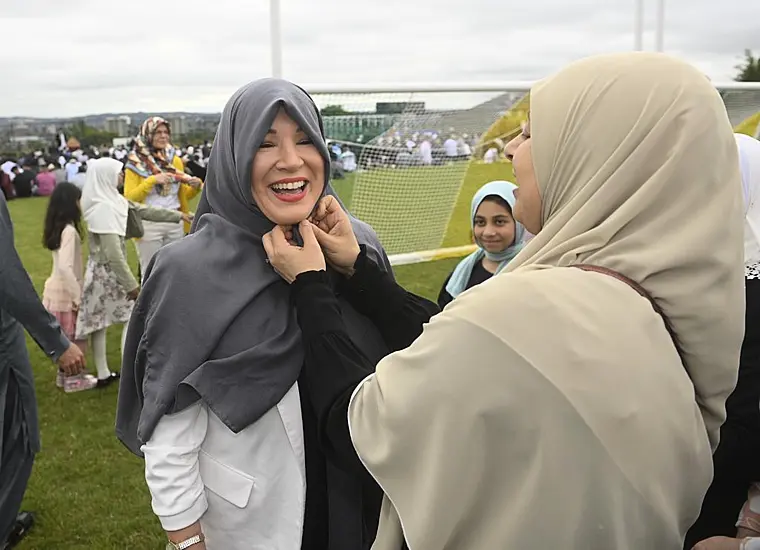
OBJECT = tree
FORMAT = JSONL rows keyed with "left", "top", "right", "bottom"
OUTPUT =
{"left": 321, "top": 105, "right": 351, "bottom": 116}
{"left": 735, "top": 50, "right": 760, "bottom": 82}
{"left": 65, "top": 120, "right": 117, "bottom": 148}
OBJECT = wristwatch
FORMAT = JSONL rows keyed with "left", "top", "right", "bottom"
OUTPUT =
{"left": 166, "top": 534, "right": 204, "bottom": 549}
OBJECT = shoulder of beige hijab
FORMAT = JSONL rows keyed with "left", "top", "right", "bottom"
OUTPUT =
{"left": 349, "top": 268, "right": 712, "bottom": 549}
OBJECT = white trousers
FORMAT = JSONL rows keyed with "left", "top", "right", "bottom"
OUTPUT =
{"left": 136, "top": 220, "right": 184, "bottom": 278}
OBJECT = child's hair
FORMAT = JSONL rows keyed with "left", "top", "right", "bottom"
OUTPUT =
{"left": 43, "top": 182, "right": 83, "bottom": 251}
{"left": 480, "top": 194, "right": 513, "bottom": 214}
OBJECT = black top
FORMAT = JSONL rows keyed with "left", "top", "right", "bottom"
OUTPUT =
{"left": 12, "top": 171, "right": 35, "bottom": 198}
{"left": 293, "top": 246, "right": 439, "bottom": 549}
{"left": 437, "top": 258, "right": 493, "bottom": 309}
{"left": 724, "top": 277, "right": 760, "bottom": 433}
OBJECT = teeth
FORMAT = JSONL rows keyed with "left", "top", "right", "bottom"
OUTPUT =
{"left": 271, "top": 181, "right": 306, "bottom": 190}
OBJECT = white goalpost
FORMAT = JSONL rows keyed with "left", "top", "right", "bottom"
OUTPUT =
{"left": 303, "top": 81, "right": 760, "bottom": 266}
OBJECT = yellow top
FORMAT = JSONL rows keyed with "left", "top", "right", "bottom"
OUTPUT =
{"left": 123, "top": 155, "right": 200, "bottom": 233}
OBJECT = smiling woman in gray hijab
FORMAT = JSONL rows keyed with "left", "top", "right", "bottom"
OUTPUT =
{"left": 116, "top": 79, "right": 393, "bottom": 550}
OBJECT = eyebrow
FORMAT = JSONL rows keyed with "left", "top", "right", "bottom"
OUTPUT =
{"left": 265, "top": 127, "right": 306, "bottom": 135}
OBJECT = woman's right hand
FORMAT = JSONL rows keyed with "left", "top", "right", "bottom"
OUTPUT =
{"left": 309, "top": 196, "right": 360, "bottom": 277}
{"left": 154, "top": 173, "right": 173, "bottom": 185}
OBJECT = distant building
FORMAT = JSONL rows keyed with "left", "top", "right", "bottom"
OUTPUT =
{"left": 322, "top": 114, "right": 394, "bottom": 143}
{"left": 10, "top": 135, "right": 45, "bottom": 145}
{"left": 167, "top": 115, "right": 188, "bottom": 136}
{"left": 105, "top": 115, "right": 131, "bottom": 136}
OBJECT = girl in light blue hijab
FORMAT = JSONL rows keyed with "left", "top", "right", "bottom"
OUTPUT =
{"left": 437, "top": 180, "right": 525, "bottom": 309}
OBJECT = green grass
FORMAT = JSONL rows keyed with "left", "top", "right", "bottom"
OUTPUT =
{"left": 9, "top": 162, "right": 512, "bottom": 548}
{"left": 331, "top": 162, "right": 513, "bottom": 255}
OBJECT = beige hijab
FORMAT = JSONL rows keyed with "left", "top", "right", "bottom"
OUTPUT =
{"left": 348, "top": 53, "right": 745, "bottom": 549}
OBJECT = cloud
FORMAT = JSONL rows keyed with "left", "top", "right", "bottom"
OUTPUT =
{"left": 1, "top": 0, "right": 758, "bottom": 117}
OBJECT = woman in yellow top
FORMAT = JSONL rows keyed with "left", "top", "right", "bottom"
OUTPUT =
{"left": 124, "top": 117, "right": 202, "bottom": 274}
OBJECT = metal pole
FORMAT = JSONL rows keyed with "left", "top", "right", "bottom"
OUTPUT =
{"left": 634, "top": 0, "right": 644, "bottom": 50}
{"left": 270, "top": 0, "right": 283, "bottom": 78}
{"left": 655, "top": 0, "right": 665, "bottom": 52}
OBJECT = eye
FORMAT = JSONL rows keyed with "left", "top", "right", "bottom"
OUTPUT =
{"left": 259, "top": 141, "right": 275, "bottom": 149}
{"left": 297, "top": 137, "right": 313, "bottom": 146}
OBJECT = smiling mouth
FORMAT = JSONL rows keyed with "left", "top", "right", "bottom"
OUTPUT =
{"left": 270, "top": 179, "right": 309, "bottom": 202}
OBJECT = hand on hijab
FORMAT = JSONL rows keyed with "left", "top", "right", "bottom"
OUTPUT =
{"left": 308, "top": 195, "right": 361, "bottom": 277}
{"left": 263, "top": 220, "right": 326, "bottom": 283}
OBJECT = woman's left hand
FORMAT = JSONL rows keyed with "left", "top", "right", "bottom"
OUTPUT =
{"left": 181, "top": 212, "right": 195, "bottom": 225}
{"left": 186, "top": 177, "right": 203, "bottom": 188}
{"left": 263, "top": 220, "right": 326, "bottom": 283}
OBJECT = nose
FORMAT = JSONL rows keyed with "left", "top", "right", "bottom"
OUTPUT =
{"left": 276, "top": 141, "right": 304, "bottom": 172}
{"left": 483, "top": 224, "right": 498, "bottom": 237}
{"left": 504, "top": 133, "right": 525, "bottom": 162}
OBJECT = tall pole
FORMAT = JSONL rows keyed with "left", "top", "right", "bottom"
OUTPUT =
{"left": 654, "top": 0, "right": 665, "bottom": 52}
{"left": 634, "top": 0, "right": 644, "bottom": 51}
{"left": 270, "top": 0, "right": 283, "bottom": 78}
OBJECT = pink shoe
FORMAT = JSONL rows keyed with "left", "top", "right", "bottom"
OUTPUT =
{"left": 63, "top": 374, "right": 98, "bottom": 393}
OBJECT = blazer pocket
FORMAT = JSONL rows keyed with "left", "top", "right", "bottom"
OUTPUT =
{"left": 199, "top": 450, "right": 255, "bottom": 509}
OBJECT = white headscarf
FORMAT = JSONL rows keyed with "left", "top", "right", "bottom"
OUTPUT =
{"left": 81, "top": 157, "right": 128, "bottom": 236}
{"left": 736, "top": 134, "right": 760, "bottom": 267}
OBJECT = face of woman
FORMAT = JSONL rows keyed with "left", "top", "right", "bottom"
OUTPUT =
{"left": 473, "top": 199, "right": 516, "bottom": 253}
{"left": 251, "top": 108, "right": 325, "bottom": 226}
{"left": 151, "top": 123, "right": 171, "bottom": 150}
{"left": 505, "top": 120, "right": 542, "bottom": 235}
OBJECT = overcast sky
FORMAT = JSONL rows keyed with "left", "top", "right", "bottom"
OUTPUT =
{"left": 2, "top": 0, "right": 758, "bottom": 118}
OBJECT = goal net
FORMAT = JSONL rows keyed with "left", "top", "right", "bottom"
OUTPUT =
{"left": 307, "top": 83, "right": 760, "bottom": 264}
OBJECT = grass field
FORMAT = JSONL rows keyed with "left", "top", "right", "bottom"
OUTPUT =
{"left": 332, "top": 161, "right": 513, "bottom": 254}
{"left": 8, "top": 162, "right": 512, "bottom": 549}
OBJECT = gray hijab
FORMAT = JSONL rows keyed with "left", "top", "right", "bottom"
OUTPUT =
{"left": 116, "top": 78, "right": 391, "bottom": 456}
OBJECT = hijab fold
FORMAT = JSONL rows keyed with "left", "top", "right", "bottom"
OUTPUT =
{"left": 736, "top": 133, "right": 760, "bottom": 266}
{"left": 81, "top": 157, "right": 128, "bottom": 236}
{"left": 347, "top": 53, "right": 745, "bottom": 549}
{"left": 445, "top": 180, "right": 524, "bottom": 298}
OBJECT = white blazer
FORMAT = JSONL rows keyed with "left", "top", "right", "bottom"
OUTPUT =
{"left": 142, "top": 383, "right": 306, "bottom": 549}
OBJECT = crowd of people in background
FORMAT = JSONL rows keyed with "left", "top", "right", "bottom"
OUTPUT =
{"left": 0, "top": 137, "right": 211, "bottom": 202}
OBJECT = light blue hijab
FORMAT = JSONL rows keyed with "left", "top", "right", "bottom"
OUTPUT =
{"left": 445, "top": 180, "right": 525, "bottom": 298}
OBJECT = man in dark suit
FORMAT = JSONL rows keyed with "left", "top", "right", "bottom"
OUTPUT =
{"left": 0, "top": 192, "right": 85, "bottom": 548}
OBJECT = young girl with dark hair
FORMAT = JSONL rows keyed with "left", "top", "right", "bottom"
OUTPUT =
{"left": 41, "top": 182, "right": 98, "bottom": 393}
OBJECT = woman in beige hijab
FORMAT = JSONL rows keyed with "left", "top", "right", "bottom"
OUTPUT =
{"left": 266, "top": 52, "right": 745, "bottom": 549}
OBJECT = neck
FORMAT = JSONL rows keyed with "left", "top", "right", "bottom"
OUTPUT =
{"left": 481, "top": 256, "right": 501, "bottom": 274}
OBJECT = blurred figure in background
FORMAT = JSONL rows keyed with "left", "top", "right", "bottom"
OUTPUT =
{"left": 77, "top": 158, "right": 187, "bottom": 388}
{"left": 123, "top": 117, "right": 202, "bottom": 275}
{"left": 41, "top": 182, "right": 98, "bottom": 393}
{"left": 35, "top": 164, "right": 57, "bottom": 197}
